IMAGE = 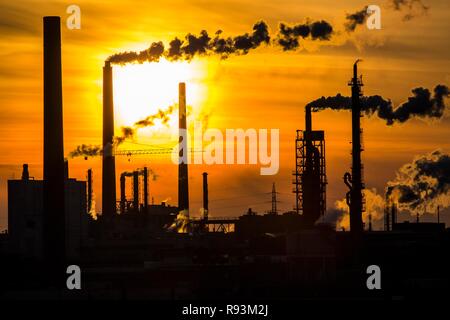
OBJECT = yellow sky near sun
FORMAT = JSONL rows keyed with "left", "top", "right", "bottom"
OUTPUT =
{"left": 0, "top": 0, "right": 449, "bottom": 230}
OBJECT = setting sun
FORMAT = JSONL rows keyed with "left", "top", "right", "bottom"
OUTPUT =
{"left": 113, "top": 58, "right": 208, "bottom": 135}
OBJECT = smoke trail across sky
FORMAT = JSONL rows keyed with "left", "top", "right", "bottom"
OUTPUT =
{"left": 345, "top": 0, "right": 430, "bottom": 31}
{"left": 69, "top": 105, "right": 177, "bottom": 158}
{"left": 306, "top": 84, "right": 449, "bottom": 125}
{"left": 107, "top": 20, "right": 334, "bottom": 64}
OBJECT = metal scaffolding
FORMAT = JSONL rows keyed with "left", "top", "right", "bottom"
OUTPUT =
{"left": 292, "top": 129, "right": 327, "bottom": 223}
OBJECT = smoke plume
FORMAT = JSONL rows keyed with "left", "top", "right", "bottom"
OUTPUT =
{"left": 326, "top": 151, "right": 450, "bottom": 229}
{"left": 107, "top": 20, "right": 336, "bottom": 64}
{"left": 167, "top": 210, "right": 190, "bottom": 233}
{"left": 114, "top": 126, "right": 135, "bottom": 145}
{"left": 390, "top": 0, "right": 429, "bottom": 20}
{"left": 345, "top": 0, "right": 429, "bottom": 32}
{"left": 345, "top": 7, "right": 369, "bottom": 32}
{"left": 326, "top": 188, "right": 385, "bottom": 230}
{"left": 121, "top": 168, "right": 158, "bottom": 181}
{"left": 69, "top": 105, "right": 176, "bottom": 159}
{"left": 386, "top": 150, "right": 450, "bottom": 214}
{"left": 68, "top": 144, "right": 102, "bottom": 158}
{"left": 276, "top": 20, "right": 333, "bottom": 51}
{"left": 306, "top": 84, "right": 449, "bottom": 125}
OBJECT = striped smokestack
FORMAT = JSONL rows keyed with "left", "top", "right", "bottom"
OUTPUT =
{"left": 43, "top": 16, "right": 66, "bottom": 280}
{"left": 178, "top": 82, "right": 189, "bottom": 215}
{"left": 102, "top": 61, "right": 117, "bottom": 216}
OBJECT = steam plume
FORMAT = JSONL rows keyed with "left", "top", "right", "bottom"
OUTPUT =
{"left": 167, "top": 210, "right": 190, "bottom": 233}
{"left": 306, "top": 84, "right": 449, "bottom": 125}
{"left": 386, "top": 150, "right": 450, "bottom": 214}
{"left": 326, "top": 151, "right": 450, "bottom": 229}
{"left": 325, "top": 188, "right": 384, "bottom": 230}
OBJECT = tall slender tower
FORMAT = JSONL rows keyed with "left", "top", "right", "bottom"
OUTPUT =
{"left": 344, "top": 60, "right": 364, "bottom": 235}
{"left": 271, "top": 183, "right": 278, "bottom": 215}
{"left": 102, "top": 61, "right": 117, "bottom": 216}
{"left": 178, "top": 83, "right": 190, "bottom": 214}
{"left": 43, "top": 16, "right": 66, "bottom": 281}
{"left": 202, "top": 172, "right": 209, "bottom": 221}
{"left": 143, "top": 167, "right": 149, "bottom": 211}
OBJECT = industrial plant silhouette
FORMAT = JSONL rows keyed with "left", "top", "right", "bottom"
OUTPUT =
{"left": 0, "top": 16, "right": 449, "bottom": 300}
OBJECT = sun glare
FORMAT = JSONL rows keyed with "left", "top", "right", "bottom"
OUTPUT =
{"left": 113, "top": 58, "right": 208, "bottom": 145}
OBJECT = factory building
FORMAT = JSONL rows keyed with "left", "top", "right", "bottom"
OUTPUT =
{"left": 7, "top": 164, "right": 89, "bottom": 261}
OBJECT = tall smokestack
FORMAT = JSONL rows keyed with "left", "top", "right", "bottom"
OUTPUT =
{"left": 43, "top": 16, "right": 65, "bottom": 280}
{"left": 178, "top": 82, "right": 190, "bottom": 215}
{"left": 64, "top": 159, "right": 69, "bottom": 180}
{"left": 143, "top": 167, "right": 149, "bottom": 211}
{"left": 22, "top": 164, "right": 29, "bottom": 181}
{"left": 133, "top": 171, "right": 139, "bottom": 211}
{"left": 120, "top": 173, "right": 126, "bottom": 214}
{"left": 202, "top": 172, "right": 209, "bottom": 221}
{"left": 305, "top": 105, "right": 312, "bottom": 132}
{"left": 391, "top": 203, "right": 397, "bottom": 226}
{"left": 102, "top": 61, "right": 116, "bottom": 216}
{"left": 87, "top": 169, "right": 93, "bottom": 214}
{"left": 345, "top": 60, "right": 364, "bottom": 235}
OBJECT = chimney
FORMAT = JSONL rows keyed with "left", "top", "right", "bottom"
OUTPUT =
{"left": 102, "top": 61, "right": 117, "bottom": 216}
{"left": 133, "top": 171, "right": 139, "bottom": 211}
{"left": 391, "top": 203, "right": 397, "bottom": 226}
{"left": 143, "top": 167, "right": 149, "bottom": 211}
{"left": 64, "top": 159, "right": 69, "bottom": 180}
{"left": 43, "top": 16, "right": 66, "bottom": 278}
{"left": 346, "top": 60, "right": 364, "bottom": 235}
{"left": 305, "top": 105, "right": 312, "bottom": 133}
{"left": 202, "top": 172, "right": 208, "bottom": 221}
{"left": 120, "top": 173, "right": 126, "bottom": 214}
{"left": 22, "top": 164, "right": 29, "bottom": 181}
{"left": 178, "top": 82, "right": 190, "bottom": 215}
{"left": 87, "top": 169, "right": 93, "bottom": 214}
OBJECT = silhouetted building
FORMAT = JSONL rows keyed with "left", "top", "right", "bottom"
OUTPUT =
{"left": 7, "top": 165, "right": 88, "bottom": 261}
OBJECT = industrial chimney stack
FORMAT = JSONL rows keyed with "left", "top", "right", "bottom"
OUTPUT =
{"left": 120, "top": 173, "right": 126, "bottom": 214}
{"left": 178, "top": 83, "right": 190, "bottom": 215}
{"left": 202, "top": 172, "right": 209, "bottom": 221}
{"left": 43, "top": 16, "right": 66, "bottom": 279}
{"left": 133, "top": 171, "right": 139, "bottom": 211}
{"left": 143, "top": 167, "right": 149, "bottom": 211}
{"left": 102, "top": 61, "right": 117, "bottom": 216}
{"left": 344, "top": 60, "right": 364, "bottom": 235}
{"left": 87, "top": 169, "right": 93, "bottom": 214}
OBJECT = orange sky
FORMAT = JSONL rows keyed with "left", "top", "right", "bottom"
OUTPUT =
{"left": 0, "top": 0, "right": 449, "bottom": 230}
